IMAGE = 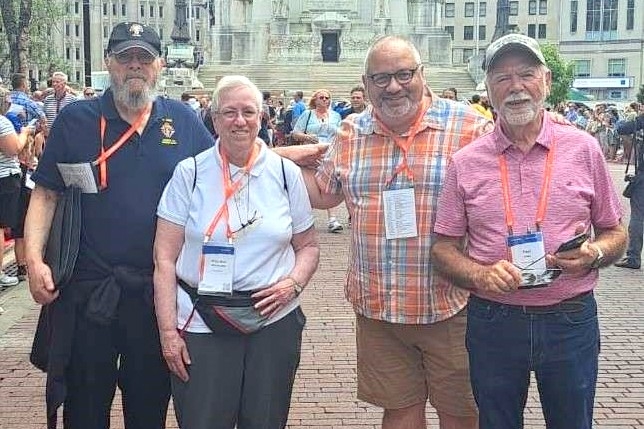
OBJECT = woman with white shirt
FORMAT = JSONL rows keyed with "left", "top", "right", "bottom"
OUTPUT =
{"left": 153, "top": 75, "right": 319, "bottom": 429}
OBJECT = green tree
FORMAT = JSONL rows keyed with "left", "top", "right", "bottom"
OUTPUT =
{"left": 540, "top": 43, "right": 574, "bottom": 107}
{"left": 1, "top": 0, "right": 65, "bottom": 75}
{"left": 637, "top": 84, "right": 644, "bottom": 104}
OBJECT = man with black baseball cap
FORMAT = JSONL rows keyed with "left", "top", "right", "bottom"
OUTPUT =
{"left": 25, "top": 21, "right": 214, "bottom": 429}
{"left": 433, "top": 32, "right": 626, "bottom": 428}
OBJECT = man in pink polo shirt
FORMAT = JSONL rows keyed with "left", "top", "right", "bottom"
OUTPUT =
{"left": 431, "top": 34, "right": 627, "bottom": 429}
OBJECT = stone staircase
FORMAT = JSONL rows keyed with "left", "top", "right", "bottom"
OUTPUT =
{"left": 197, "top": 62, "right": 478, "bottom": 101}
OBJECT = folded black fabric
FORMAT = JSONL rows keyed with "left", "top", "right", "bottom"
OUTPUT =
{"left": 44, "top": 186, "right": 82, "bottom": 289}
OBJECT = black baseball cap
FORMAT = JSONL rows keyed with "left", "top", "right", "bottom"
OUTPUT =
{"left": 106, "top": 22, "right": 161, "bottom": 57}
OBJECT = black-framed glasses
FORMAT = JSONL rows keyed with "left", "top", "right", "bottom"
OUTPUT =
{"left": 113, "top": 50, "right": 157, "bottom": 65}
{"left": 367, "top": 65, "right": 422, "bottom": 88}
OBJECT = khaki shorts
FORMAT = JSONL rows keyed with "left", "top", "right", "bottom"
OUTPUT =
{"left": 356, "top": 309, "right": 477, "bottom": 417}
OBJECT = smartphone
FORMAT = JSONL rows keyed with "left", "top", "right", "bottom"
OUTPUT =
{"left": 556, "top": 232, "right": 589, "bottom": 253}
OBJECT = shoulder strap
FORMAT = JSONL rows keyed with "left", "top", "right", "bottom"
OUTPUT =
{"left": 304, "top": 111, "right": 312, "bottom": 134}
{"left": 192, "top": 156, "right": 197, "bottom": 191}
{"left": 281, "top": 157, "right": 288, "bottom": 193}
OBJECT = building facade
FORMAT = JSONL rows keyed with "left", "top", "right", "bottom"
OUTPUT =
{"left": 1, "top": 0, "right": 641, "bottom": 101}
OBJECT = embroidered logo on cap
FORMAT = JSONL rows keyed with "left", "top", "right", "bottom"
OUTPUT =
{"left": 129, "top": 23, "right": 144, "bottom": 38}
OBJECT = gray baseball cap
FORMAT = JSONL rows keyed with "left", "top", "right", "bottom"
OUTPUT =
{"left": 483, "top": 34, "right": 545, "bottom": 71}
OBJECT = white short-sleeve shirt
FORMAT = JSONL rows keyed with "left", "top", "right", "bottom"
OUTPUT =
{"left": 157, "top": 141, "right": 314, "bottom": 332}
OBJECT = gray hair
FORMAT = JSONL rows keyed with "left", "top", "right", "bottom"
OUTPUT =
{"left": 52, "top": 71, "right": 68, "bottom": 82}
{"left": 363, "top": 36, "right": 422, "bottom": 75}
{"left": 211, "top": 76, "right": 262, "bottom": 112}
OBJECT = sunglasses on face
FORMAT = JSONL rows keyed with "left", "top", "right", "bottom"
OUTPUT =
{"left": 317, "top": 96, "right": 330, "bottom": 100}
{"left": 113, "top": 51, "right": 157, "bottom": 65}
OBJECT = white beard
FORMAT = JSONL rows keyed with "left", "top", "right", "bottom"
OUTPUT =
{"left": 110, "top": 75, "right": 157, "bottom": 110}
{"left": 380, "top": 97, "right": 414, "bottom": 119}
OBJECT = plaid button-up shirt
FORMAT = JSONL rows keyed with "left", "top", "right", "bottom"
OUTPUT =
{"left": 316, "top": 92, "right": 492, "bottom": 324}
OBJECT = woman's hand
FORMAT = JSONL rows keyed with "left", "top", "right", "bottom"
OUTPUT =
{"left": 159, "top": 329, "right": 191, "bottom": 382}
{"left": 252, "top": 277, "right": 298, "bottom": 318}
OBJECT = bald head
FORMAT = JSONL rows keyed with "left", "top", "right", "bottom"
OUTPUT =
{"left": 363, "top": 36, "right": 422, "bottom": 75}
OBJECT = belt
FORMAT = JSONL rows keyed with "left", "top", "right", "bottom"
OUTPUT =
{"left": 470, "top": 291, "right": 592, "bottom": 315}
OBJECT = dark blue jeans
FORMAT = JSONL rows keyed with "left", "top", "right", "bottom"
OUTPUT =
{"left": 625, "top": 178, "right": 644, "bottom": 265}
{"left": 466, "top": 292, "right": 600, "bottom": 429}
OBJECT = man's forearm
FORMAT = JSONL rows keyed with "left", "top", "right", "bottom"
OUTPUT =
{"left": 24, "top": 186, "right": 58, "bottom": 265}
{"left": 594, "top": 224, "right": 627, "bottom": 267}
{"left": 431, "top": 238, "right": 485, "bottom": 291}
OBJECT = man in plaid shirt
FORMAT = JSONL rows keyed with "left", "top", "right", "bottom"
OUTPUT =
{"left": 280, "top": 35, "right": 491, "bottom": 428}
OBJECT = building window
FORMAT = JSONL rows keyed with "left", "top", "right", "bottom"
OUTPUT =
{"left": 465, "top": 2, "right": 475, "bottom": 17}
{"left": 509, "top": 2, "right": 519, "bottom": 16}
{"left": 445, "top": 3, "right": 455, "bottom": 18}
{"left": 463, "top": 48, "right": 474, "bottom": 63}
{"left": 539, "top": 0, "right": 548, "bottom": 14}
{"left": 479, "top": 25, "right": 486, "bottom": 40}
{"left": 464, "top": 26, "right": 474, "bottom": 40}
{"left": 103, "top": 3, "right": 107, "bottom": 16}
{"left": 140, "top": 4, "right": 145, "bottom": 17}
{"left": 609, "top": 90, "right": 624, "bottom": 99}
{"left": 75, "top": 47, "right": 80, "bottom": 60}
{"left": 195, "top": 7, "right": 201, "bottom": 19}
{"left": 75, "top": 71, "right": 81, "bottom": 82}
{"left": 573, "top": 60, "right": 591, "bottom": 77}
{"left": 445, "top": 26, "right": 455, "bottom": 40}
{"left": 626, "top": 0, "right": 634, "bottom": 30}
{"left": 74, "top": 1, "right": 80, "bottom": 14}
{"left": 528, "top": 24, "right": 536, "bottom": 38}
{"left": 159, "top": 6, "right": 164, "bottom": 18}
{"left": 196, "top": 29, "right": 201, "bottom": 42}
{"left": 538, "top": 24, "right": 547, "bottom": 38}
{"left": 75, "top": 24, "right": 80, "bottom": 37}
{"left": 607, "top": 58, "right": 626, "bottom": 77}
{"left": 65, "top": 23, "right": 70, "bottom": 36}
{"left": 122, "top": 4, "right": 126, "bottom": 16}
{"left": 159, "top": 27, "right": 164, "bottom": 40}
{"left": 103, "top": 26, "right": 109, "bottom": 38}
{"left": 571, "top": 0, "right": 578, "bottom": 32}
{"left": 479, "top": 2, "right": 487, "bottom": 16}
{"left": 112, "top": 3, "right": 117, "bottom": 16}
{"left": 586, "top": 0, "right": 618, "bottom": 33}
{"left": 150, "top": 5, "right": 155, "bottom": 17}
{"left": 529, "top": 0, "right": 537, "bottom": 14}
{"left": 66, "top": 47, "right": 71, "bottom": 60}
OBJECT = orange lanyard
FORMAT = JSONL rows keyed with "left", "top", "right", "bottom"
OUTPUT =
{"left": 203, "top": 142, "right": 261, "bottom": 243}
{"left": 95, "top": 108, "right": 150, "bottom": 190}
{"left": 499, "top": 142, "right": 556, "bottom": 235}
{"left": 383, "top": 98, "right": 430, "bottom": 186}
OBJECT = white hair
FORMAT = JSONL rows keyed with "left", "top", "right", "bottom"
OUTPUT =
{"left": 51, "top": 71, "right": 68, "bottom": 82}
{"left": 211, "top": 76, "right": 262, "bottom": 112}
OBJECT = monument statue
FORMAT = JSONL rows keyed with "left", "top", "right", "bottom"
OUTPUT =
{"left": 272, "top": 0, "right": 289, "bottom": 18}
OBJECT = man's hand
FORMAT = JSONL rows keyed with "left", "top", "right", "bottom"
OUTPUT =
{"left": 274, "top": 143, "right": 329, "bottom": 168}
{"left": 471, "top": 260, "right": 522, "bottom": 294}
{"left": 160, "top": 329, "right": 191, "bottom": 382}
{"left": 547, "top": 241, "right": 597, "bottom": 274}
{"left": 27, "top": 261, "right": 59, "bottom": 304}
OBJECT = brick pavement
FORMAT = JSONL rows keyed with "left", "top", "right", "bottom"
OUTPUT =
{"left": 1, "top": 163, "right": 643, "bottom": 428}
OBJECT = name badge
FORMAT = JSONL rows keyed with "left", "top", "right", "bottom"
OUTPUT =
{"left": 383, "top": 187, "right": 418, "bottom": 240}
{"left": 198, "top": 242, "right": 235, "bottom": 295}
{"left": 507, "top": 232, "right": 560, "bottom": 288}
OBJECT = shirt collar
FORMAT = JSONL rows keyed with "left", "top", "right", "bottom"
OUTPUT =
{"left": 213, "top": 138, "right": 267, "bottom": 178}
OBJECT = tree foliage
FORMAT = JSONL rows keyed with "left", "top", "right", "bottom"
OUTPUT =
{"left": 0, "top": 0, "right": 65, "bottom": 76}
{"left": 540, "top": 43, "right": 574, "bottom": 107}
{"left": 637, "top": 85, "right": 644, "bottom": 104}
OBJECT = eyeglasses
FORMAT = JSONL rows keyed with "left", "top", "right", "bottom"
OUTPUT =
{"left": 317, "top": 96, "right": 330, "bottom": 100}
{"left": 231, "top": 211, "right": 261, "bottom": 235}
{"left": 367, "top": 65, "right": 422, "bottom": 88}
{"left": 113, "top": 51, "right": 157, "bottom": 65}
{"left": 84, "top": 92, "right": 95, "bottom": 96}
{"left": 215, "top": 109, "right": 259, "bottom": 120}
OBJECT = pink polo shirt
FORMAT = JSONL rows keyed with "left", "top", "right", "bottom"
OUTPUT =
{"left": 434, "top": 112, "right": 623, "bottom": 305}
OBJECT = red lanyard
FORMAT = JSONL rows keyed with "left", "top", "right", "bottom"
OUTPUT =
{"left": 203, "top": 142, "right": 261, "bottom": 243}
{"left": 95, "top": 108, "right": 150, "bottom": 190}
{"left": 383, "top": 98, "right": 430, "bottom": 186}
{"left": 499, "top": 142, "right": 556, "bottom": 235}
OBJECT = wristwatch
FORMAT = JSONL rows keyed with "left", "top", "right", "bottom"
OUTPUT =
{"left": 589, "top": 244, "right": 605, "bottom": 269}
{"left": 290, "top": 278, "right": 304, "bottom": 296}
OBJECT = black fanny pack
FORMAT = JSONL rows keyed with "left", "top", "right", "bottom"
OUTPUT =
{"left": 178, "top": 279, "right": 268, "bottom": 335}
